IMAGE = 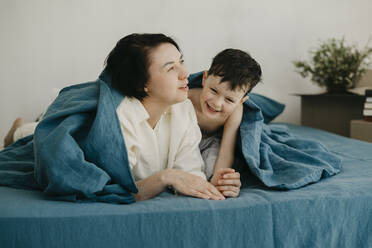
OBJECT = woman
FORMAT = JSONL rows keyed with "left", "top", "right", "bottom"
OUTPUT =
{"left": 105, "top": 33, "right": 224, "bottom": 201}
{"left": 0, "top": 33, "right": 224, "bottom": 203}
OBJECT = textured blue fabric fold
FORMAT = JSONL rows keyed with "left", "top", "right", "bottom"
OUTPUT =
{"left": 189, "top": 72, "right": 341, "bottom": 189}
{"left": 0, "top": 70, "right": 137, "bottom": 203}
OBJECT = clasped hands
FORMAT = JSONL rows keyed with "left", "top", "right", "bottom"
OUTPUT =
{"left": 210, "top": 168, "right": 241, "bottom": 198}
{"left": 169, "top": 168, "right": 241, "bottom": 200}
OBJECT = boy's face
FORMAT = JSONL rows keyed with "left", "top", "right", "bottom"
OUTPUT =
{"left": 200, "top": 71, "right": 249, "bottom": 122}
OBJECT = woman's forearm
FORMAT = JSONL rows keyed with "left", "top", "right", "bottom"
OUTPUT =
{"left": 134, "top": 169, "right": 225, "bottom": 201}
{"left": 133, "top": 170, "right": 171, "bottom": 201}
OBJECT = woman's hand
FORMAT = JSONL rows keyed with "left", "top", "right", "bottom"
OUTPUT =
{"left": 164, "top": 169, "right": 225, "bottom": 200}
{"left": 210, "top": 168, "right": 241, "bottom": 198}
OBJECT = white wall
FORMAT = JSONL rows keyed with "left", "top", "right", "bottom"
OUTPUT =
{"left": 1, "top": 0, "right": 371, "bottom": 140}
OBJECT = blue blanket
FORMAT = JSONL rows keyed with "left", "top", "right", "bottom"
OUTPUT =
{"left": 0, "top": 71, "right": 137, "bottom": 203}
{"left": 0, "top": 71, "right": 341, "bottom": 203}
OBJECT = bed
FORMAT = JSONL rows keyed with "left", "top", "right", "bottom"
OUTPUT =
{"left": 1, "top": 123, "right": 371, "bottom": 248}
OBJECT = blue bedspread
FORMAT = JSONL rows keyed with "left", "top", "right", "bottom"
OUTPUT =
{"left": 0, "top": 124, "right": 371, "bottom": 248}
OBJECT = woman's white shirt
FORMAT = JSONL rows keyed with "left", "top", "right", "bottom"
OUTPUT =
{"left": 116, "top": 97, "right": 206, "bottom": 181}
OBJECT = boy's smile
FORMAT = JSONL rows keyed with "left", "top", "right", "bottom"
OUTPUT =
{"left": 205, "top": 102, "right": 221, "bottom": 113}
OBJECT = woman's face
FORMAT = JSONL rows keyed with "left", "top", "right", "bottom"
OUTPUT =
{"left": 144, "top": 43, "right": 189, "bottom": 106}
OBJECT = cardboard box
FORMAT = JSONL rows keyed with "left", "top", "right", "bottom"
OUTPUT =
{"left": 350, "top": 119, "right": 372, "bottom": 142}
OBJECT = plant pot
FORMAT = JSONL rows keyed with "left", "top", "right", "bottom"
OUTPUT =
{"left": 326, "top": 85, "right": 348, "bottom": 94}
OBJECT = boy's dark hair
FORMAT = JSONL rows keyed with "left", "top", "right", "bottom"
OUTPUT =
{"left": 104, "top": 33, "right": 180, "bottom": 100}
{"left": 208, "top": 48, "right": 262, "bottom": 93}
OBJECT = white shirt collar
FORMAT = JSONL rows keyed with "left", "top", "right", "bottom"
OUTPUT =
{"left": 119, "top": 97, "right": 171, "bottom": 124}
{"left": 120, "top": 97, "right": 149, "bottom": 124}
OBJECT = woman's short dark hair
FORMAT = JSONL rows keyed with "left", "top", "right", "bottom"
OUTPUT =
{"left": 208, "top": 48, "right": 262, "bottom": 93}
{"left": 104, "top": 33, "right": 180, "bottom": 100}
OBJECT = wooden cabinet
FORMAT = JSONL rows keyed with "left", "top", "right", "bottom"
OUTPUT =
{"left": 297, "top": 93, "right": 365, "bottom": 137}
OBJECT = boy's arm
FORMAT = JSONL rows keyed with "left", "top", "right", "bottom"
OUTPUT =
{"left": 213, "top": 104, "right": 243, "bottom": 172}
{"left": 210, "top": 105, "right": 243, "bottom": 197}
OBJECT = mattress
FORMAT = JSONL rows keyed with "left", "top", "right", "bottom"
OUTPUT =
{"left": 1, "top": 123, "right": 371, "bottom": 248}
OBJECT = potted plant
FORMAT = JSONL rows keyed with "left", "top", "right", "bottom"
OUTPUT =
{"left": 293, "top": 38, "right": 372, "bottom": 93}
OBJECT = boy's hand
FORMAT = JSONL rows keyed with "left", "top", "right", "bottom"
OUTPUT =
{"left": 210, "top": 168, "right": 241, "bottom": 198}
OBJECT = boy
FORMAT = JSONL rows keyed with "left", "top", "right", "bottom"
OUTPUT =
{"left": 188, "top": 48, "right": 262, "bottom": 198}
